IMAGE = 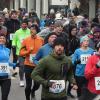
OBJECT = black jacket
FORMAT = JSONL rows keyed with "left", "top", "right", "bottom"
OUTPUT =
{"left": 68, "top": 36, "right": 80, "bottom": 56}
{"left": 5, "top": 19, "right": 20, "bottom": 35}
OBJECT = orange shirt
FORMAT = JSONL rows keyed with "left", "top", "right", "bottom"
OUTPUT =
{"left": 20, "top": 35, "right": 44, "bottom": 67}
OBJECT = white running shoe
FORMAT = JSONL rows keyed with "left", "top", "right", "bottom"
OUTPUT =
{"left": 19, "top": 81, "right": 24, "bottom": 87}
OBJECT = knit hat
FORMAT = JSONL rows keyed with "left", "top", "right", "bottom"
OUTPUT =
{"left": 80, "top": 35, "right": 89, "bottom": 44}
{"left": 93, "top": 27, "right": 100, "bottom": 33}
{"left": 54, "top": 20, "right": 63, "bottom": 27}
{"left": 53, "top": 37, "right": 65, "bottom": 47}
{"left": 44, "top": 32, "right": 57, "bottom": 44}
{"left": 96, "top": 41, "right": 100, "bottom": 50}
{"left": 30, "top": 24, "right": 39, "bottom": 33}
{"left": 0, "top": 33, "right": 6, "bottom": 38}
{"left": 80, "top": 21, "right": 88, "bottom": 28}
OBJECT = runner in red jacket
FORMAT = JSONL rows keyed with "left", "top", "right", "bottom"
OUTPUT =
{"left": 85, "top": 41, "right": 100, "bottom": 94}
{"left": 79, "top": 42, "right": 100, "bottom": 100}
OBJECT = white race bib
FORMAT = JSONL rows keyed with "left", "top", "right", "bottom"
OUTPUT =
{"left": 29, "top": 54, "right": 36, "bottom": 63}
{"left": 20, "top": 38, "right": 24, "bottom": 43}
{"left": 95, "top": 77, "right": 100, "bottom": 90}
{"left": 49, "top": 80, "right": 65, "bottom": 93}
{"left": 0, "top": 63, "right": 10, "bottom": 74}
{"left": 10, "top": 33, "right": 14, "bottom": 40}
{"left": 80, "top": 54, "right": 91, "bottom": 64}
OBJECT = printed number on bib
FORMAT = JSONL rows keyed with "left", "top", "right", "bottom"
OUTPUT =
{"left": 10, "top": 33, "right": 14, "bottom": 40}
{"left": 80, "top": 54, "right": 91, "bottom": 64}
{"left": 29, "top": 54, "right": 36, "bottom": 63}
{"left": 49, "top": 80, "right": 65, "bottom": 93}
{"left": 95, "top": 77, "right": 100, "bottom": 90}
{"left": 0, "top": 63, "right": 10, "bottom": 74}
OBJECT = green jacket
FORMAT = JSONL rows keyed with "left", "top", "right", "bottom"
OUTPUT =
{"left": 12, "top": 28, "right": 30, "bottom": 55}
{"left": 31, "top": 51, "right": 76, "bottom": 99}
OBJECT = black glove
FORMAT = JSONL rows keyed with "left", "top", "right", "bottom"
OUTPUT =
{"left": 16, "top": 63, "right": 19, "bottom": 67}
{"left": 47, "top": 81, "right": 55, "bottom": 87}
{"left": 12, "top": 46, "right": 16, "bottom": 50}
{"left": 74, "top": 59, "right": 81, "bottom": 65}
{"left": 96, "top": 60, "right": 100, "bottom": 68}
{"left": 12, "top": 72, "right": 18, "bottom": 77}
{"left": 12, "top": 46, "right": 16, "bottom": 54}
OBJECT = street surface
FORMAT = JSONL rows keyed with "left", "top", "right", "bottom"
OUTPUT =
{"left": 0, "top": 52, "right": 78, "bottom": 100}
{"left": 2, "top": 76, "right": 78, "bottom": 100}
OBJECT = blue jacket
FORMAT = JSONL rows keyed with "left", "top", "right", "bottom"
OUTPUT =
{"left": 0, "top": 44, "right": 16, "bottom": 77}
{"left": 72, "top": 47, "right": 94, "bottom": 76}
{"left": 33, "top": 43, "right": 53, "bottom": 65}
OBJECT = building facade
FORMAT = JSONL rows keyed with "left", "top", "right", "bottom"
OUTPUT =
{"left": 0, "top": 0, "right": 99, "bottom": 19}
{"left": 12, "top": 0, "right": 69, "bottom": 18}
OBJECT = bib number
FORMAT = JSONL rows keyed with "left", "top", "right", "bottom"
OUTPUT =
{"left": 10, "top": 33, "right": 14, "bottom": 40}
{"left": 0, "top": 63, "right": 10, "bottom": 74}
{"left": 80, "top": 54, "right": 91, "bottom": 64}
{"left": 49, "top": 80, "right": 65, "bottom": 93}
{"left": 95, "top": 77, "right": 100, "bottom": 90}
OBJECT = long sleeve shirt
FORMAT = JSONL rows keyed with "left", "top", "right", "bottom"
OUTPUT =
{"left": 0, "top": 44, "right": 15, "bottom": 77}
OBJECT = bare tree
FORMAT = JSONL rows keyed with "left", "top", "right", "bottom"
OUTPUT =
{"left": 0, "top": 0, "right": 10, "bottom": 10}
{"left": 79, "top": 0, "right": 89, "bottom": 15}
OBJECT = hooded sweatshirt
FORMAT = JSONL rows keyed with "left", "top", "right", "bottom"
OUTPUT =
{"left": 31, "top": 51, "right": 76, "bottom": 99}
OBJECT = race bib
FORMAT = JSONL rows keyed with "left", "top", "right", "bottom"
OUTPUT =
{"left": 20, "top": 38, "right": 24, "bottom": 43}
{"left": 95, "top": 77, "right": 100, "bottom": 90}
{"left": 49, "top": 80, "right": 65, "bottom": 93}
{"left": 80, "top": 54, "right": 91, "bottom": 64}
{"left": 0, "top": 63, "right": 10, "bottom": 74}
{"left": 29, "top": 54, "right": 36, "bottom": 63}
{"left": 10, "top": 33, "right": 14, "bottom": 40}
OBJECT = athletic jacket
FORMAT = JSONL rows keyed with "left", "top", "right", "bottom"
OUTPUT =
{"left": 72, "top": 48, "right": 94, "bottom": 76}
{"left": 0, "top": 44, "right": 15, "bottom": 78}
{"left": 20, "top": 35, "right": 44, "bottom": 67}
{"left": 33, "top": 43, "right": 53, "bottom": 65}
{"left": 85, "top": 54, "right": 100, "bottom": 94}
{"left": 31, "top": 51, "right": 76, "bottom": 99}
{"left": 12, "top": 28, "right": 30, "bottom": 55}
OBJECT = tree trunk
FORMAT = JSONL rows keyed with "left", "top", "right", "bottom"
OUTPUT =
{"left": 79, "top": 0, "right": 89, "bottom": 15}
{"left": 0, "top": 0, "right": 10, "bottom": 10}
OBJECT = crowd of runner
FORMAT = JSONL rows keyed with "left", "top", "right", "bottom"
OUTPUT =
{"left": 0, "top": 8, "right": 100, "bottom": 100}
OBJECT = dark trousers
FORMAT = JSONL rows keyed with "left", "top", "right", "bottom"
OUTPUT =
{"left": 67, "top": 83, "right": 72, "bottom": 94}
{"left": 79, "top": 87, "right": 97, "bottom": 100}
{"left": 6, "top": 40, "right": 18, "bottom": 64}
{"left": 12, "top": 47, "right": 18, "bottom": 63}
{"left": 18, "top": 56, "right": 25, "bottom": 80}
{"left": 67, "top": 64, "right": 76, "bottom": 95}
{"left": 25, "top": 72, "right": 40, "bottom": 100}
{"left": 0, "top": 79, "right": 11, "bottom": 100}
{"left": 42, "top": 97, "right": 67, "bottom": 100}
{"left": 75, "top": 76, "right": 87, "bottom": 97}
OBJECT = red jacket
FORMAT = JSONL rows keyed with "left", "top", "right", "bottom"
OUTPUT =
{"left": 85, "top": 54, "right": 100, "bottom": 94}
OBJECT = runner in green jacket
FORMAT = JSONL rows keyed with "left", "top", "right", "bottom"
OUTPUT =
{"left": 31, "top": 37, "right": 77, "bottom": 100}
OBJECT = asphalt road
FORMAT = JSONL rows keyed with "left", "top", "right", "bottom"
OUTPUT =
{"left": 0, "top": 52, "right": 78, "bottom": 100}
{"left": 3, "top": 76, "right": 78, "bottom": 100}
